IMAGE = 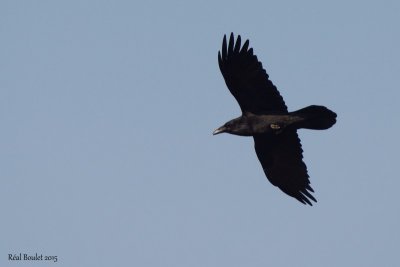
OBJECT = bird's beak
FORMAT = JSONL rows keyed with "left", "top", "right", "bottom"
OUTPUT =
{"left": 213, "top": 126, "right": 227, "bottom": 135}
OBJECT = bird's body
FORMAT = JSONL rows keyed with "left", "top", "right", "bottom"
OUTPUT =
{"left": 214, "top": 33, "right": 337, "bottom": 205}
{"left": 213, "top": 106, "right": 336, "bottom": 136}
{"left": 213, "top": 105, "right": 335, "bottom": 136}
{"left": 214, "top": 113, "right": 299, "bottom": 136}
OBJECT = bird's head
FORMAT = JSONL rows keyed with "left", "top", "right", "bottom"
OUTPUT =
{"left": 213, "top": 117, "right": 252, "bottom": 136}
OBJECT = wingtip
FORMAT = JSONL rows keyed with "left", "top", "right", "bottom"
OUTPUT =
{"left": 234, "top": 35, "right": 241, "bottom": 53}
{"left": 218, "top": 51, "right": 223, "bottom": 69}
{"left": 221, "top": 33, "right": 250, "bottom": 57}
{"left": 301, "top": 190, "right": 317, "bottom": 206}
{"left": 228, "top": 33, "right": 234, "bottom": 53}
{"left": 222, "top": 35, "right": 227, "bottom": 58}
{"left": 306, "top": 184, "right": 314, "bottom": 193}
{"left": 248, "top": 47, "right": 254, "bottom": 55}
{"left": 291, "top": 189, "right": 317, "bottom": 206}
{"left": 241, "top": 39, "right": 250, "bottom": 53}
{"left": 302, "top": 197, "right": 312, "bottom": 206}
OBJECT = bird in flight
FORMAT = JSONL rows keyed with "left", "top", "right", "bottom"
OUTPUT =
{"left": 214, "top": 33, "right": 337, "bottom": 205}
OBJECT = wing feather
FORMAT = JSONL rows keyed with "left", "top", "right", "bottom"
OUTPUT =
{"left": 254, "top": 131, "right": 317, "bottom": 205}
{"left": 218, "top": 33, "right": 287, "bottom": 114}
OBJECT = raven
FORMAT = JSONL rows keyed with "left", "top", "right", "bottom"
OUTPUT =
{"left": 214, "top": 33, "right": 336, "bottom": 205}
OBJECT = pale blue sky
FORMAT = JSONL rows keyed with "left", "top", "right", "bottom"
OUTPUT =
{"left": 1, "top": 1, "right": 399, "bottom": 266}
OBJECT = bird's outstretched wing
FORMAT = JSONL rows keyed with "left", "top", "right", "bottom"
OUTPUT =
{"left": 254, "top": 131, "right": 317, "bottom": 205}
{"left": 218, "top": 33, "right": 287, "bottom": 114}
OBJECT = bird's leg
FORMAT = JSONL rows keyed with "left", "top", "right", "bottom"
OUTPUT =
{"left": 270, "top": 123, "right": 281, "bottom": 130}
{"left": 270, "top": 123, "right": 284, "bottom": 135}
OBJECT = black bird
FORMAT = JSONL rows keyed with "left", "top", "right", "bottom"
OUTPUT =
{"left": 214, "top": 33, "right": 337, "bottom": 205}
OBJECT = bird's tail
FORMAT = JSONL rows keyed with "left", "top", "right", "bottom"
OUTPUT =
{"left": 292, "top": 105, "right": 337, "bottom": 130}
